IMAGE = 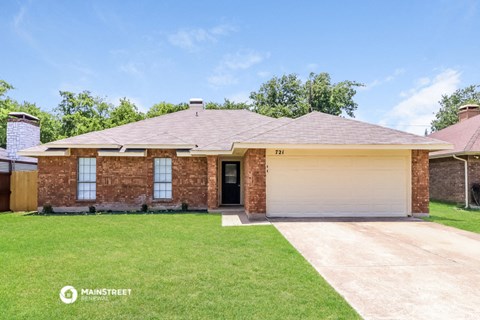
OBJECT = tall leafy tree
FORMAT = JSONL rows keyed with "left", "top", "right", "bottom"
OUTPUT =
{"left": 305, "top": 72, "right": 363, "bottom": 117}
{"left": 205, "top": 99, "right": 250, "bottom": 110}
{"left": 56, "top": 91, "right": 112, "bottom": 137}
{"left": 108, "top": 98, "right": 145, "bottom": 127}
{"left": 431, "top": 85, "right": 480, "bottom": 131}
{"left": 250, "top": 74, "right": 307, "bottom": 118}
{"left": 250, "top": 72, "right": 363, "bottom": 118}
{"left": 146, "top": 102, "right": 188, "bottom": 118}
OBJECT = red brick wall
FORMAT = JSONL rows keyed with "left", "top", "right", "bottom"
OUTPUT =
{"left": 243, "top": 149, "right": 266, "bottom": 218}
{"left": 429, "top": 157, "right": 465, "bottom": 204}
{"left": 38, "top": 149, "right": 208, "bottom": 211}
{"left": 207, "top": 156, "right": 218, "bottom": 210}
{"left": 467, "top": 156, "right": 480, "bottom": 205}
{"left": 411, "top": 150, "right": 429, "bottom": 215}
{"left": 430, "top": 155, "right": 480, "bottom": 206}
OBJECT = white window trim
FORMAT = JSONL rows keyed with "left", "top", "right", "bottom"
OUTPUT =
{"left": 77, "top": 157, "right": 96, "bottom": 200}
{"left": 153, "top": 158, "right": 172, "bottom": 200}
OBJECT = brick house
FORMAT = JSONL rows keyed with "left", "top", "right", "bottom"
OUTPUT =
{"left": 20, "top": 99, "right": 450, "bottom": 218}
{"left": 429, "top": 104, "right": 480, "bottom": 207}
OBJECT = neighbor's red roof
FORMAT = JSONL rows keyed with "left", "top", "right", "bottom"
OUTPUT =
{"left": 429, "top": 114, "right": 480, "bottom": 157}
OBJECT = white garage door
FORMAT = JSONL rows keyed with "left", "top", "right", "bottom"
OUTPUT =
{"left": 266, "top": 151, "right": 410, "bottom": 217}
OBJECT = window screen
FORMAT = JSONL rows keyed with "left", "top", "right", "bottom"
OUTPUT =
{"left": 154, "top": 158, "right": 172, "bottom": 199}
{"left": 78, "top": 158, "right": 96, "bottom": 200}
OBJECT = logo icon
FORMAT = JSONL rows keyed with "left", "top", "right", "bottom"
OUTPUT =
{"left": 59, "top": 286, "right": 78, "bottom": 304}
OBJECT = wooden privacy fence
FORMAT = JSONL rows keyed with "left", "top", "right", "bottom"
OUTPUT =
{"left": 10, "top": 170, "right": 38, "bottom": 212}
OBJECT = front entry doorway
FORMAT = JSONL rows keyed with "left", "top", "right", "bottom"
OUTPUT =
{"left": 221, "top": 161, "right": 241, "bottom": 204}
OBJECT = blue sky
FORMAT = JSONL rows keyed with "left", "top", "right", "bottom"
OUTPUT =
{"left": 1, "top": 0, "right": 479, "bottom": 135}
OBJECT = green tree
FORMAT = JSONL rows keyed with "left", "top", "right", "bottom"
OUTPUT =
{"left": 250, "top": 72, "right": 363, "bottom": 118}
{"left": 305, "top": 72, "right": 363, "bottom": 117}
{"left": 56, "top": 91, "right": 112, "bottom": 137}
{"left": 205, "top": 99, "right": 250, "bottom": 110}
{"left": 250, "top": 74, "right": 307, "bottom": 118}
{"left": 146, "top": 102, "right": 188, "bottom": 118}
{"left": 0, "top": 80, "right": 14, "bottom": 96}
{"left": 204, "top": 101, "right": 222, "bottom": 109}
{"left": 431, "top": 85, "right": 480, "bottom": 131}
{"left": 108, "top": 98, "right": 145, "bottom": 127}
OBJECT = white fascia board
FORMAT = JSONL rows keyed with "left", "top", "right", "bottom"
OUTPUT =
{"left": 46, "top": 144, "right": 122, "bottom": 149}
{"left": 429, "top": 151, "right": 480, "bottom": 159}
{"left": 232, "top": 143, "right": 453, "bottom": 150}
{"left": 97, "top": 150, "right": 147, "bottom": 157}
{"left": 189, "top": 150, "right": 234, "bottom": 156}
{"left": 17, "top": 149, "right": 71, "bottom": 157}
{"left": 123, "top": 144, "right": 196, "bottom": 149}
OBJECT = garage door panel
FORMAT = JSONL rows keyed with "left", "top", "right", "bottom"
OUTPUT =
{"left": 266, "top": 155, "right": 409, "bottom": 217}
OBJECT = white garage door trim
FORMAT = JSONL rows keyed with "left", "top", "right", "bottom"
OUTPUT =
{"left": 266, "top": 149, "right": 411, "bottom": 218}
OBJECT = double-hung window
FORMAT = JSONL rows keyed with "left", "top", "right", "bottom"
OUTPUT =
{"left": 154, "top": 158, "right": 172, "bottom": 199}
{"left": 77, "top": 158, "right": 96, "bottom": 200}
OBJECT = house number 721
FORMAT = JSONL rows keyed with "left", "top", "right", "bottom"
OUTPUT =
{"left": 275, "top": 150, "right": 285, "bottom": 155}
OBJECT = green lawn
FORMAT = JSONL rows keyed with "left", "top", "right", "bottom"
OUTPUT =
{"left": 426, "top": 202, "right": 480, "bottom": 233}
{"left": 0, "top": 212, "right": 359, "bottom": 320}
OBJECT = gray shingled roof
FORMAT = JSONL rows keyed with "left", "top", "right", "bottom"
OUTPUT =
{"left": 20, "top": 109, "right": 451, "bottom": 155}
{"left": 242, "top": 112, "right": 448, "bottom": 146}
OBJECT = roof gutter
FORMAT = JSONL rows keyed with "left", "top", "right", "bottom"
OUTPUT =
{"left": 453, "top": 155, "right": 469, "bottom": 208}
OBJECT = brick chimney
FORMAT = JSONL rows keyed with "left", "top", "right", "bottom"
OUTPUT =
{"left": 458, "top": 104, "right": 480, "bottom": 122}
{"left": 6, "top": 112, "right": 40, "bottom": 162}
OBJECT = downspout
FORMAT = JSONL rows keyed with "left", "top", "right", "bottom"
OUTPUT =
{"left": 453, "top": 155, "right": 468, "bottom": 208}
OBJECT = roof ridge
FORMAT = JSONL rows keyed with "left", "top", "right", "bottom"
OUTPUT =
{"left": 95, "top": 131, "right": 122, "bottom": 145}
{"left": 197, "top": 118, "right": 284, "bottom": 149}
{"left": 241, "top": 112, "right": 312, "bottom": 142}
{"left": 317, "top": 112, "right": 447, "bottom": 143}
{"left": 431, "top": 114, "right": 480, "bottom": 135}
{"left": 128, "top": 130, "right": 190, "bottom": 145}
{"left": 464, "top": 126, "right": 480, "bottom": 152}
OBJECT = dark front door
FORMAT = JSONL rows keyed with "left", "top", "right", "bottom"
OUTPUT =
{"left": 222, "top": 161, "right": 240, "bottom": 204}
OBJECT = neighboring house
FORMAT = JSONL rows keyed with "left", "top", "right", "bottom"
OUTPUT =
{"left": 19, "top": 99, "right": 450, "bottom": 218}
{"left": 0, "top": 112, "right": 40, "bottom": 211}
{"left": 2, "top": 112, "right": 39, "bottom": 171}
{"left": 428, "top": 104, "right": 480, "bottom": 207}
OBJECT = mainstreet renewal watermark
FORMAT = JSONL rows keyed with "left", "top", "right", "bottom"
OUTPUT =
{"left": 59, "top": 285, "right": 132, "bottom": 304}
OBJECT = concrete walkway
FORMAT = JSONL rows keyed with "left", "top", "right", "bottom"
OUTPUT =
{"left": 220, "top": 207, "right": 270, "bottom": 227}
{"left": 273, "top": 218, "right": 480, "bottom": 320}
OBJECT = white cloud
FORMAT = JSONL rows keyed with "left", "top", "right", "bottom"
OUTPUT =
{"left": 210, "top": 24, "right": 237, "bottom": 36}
{"left": 167, "top": 24, "right": 235, "bottom": 50}
{"left": 227, "top": 92, "right": 251, "bottom": 104}
{"left": 221, "top": 51, "right": 267, "bottom": 70}
{"left": 257, "top": 71, "right": 270, "bottom": 78}
{"left": 119, "top": 62, "right": 143, "bottom": 77}
{"left": 107, "top": 96, "right": 146, "bottom": 112}
{"left": 379, "top": 69, "right": 461, "bottom": 135}
{"left": 207, "top": 74, "right": 238, "bottom": 87}
{"left": 361, "top": 68, "right": 406, "bottom": 91}
{"left": 207, "top": 50, "right": 268, "bottom": 87}
{"left": 12, "top": 4, "right": 35, "bottom": 46}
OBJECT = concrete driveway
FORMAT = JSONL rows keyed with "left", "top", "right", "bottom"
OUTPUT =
{"left": 273, "top": 218, "right": 480, "bottom": 320}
